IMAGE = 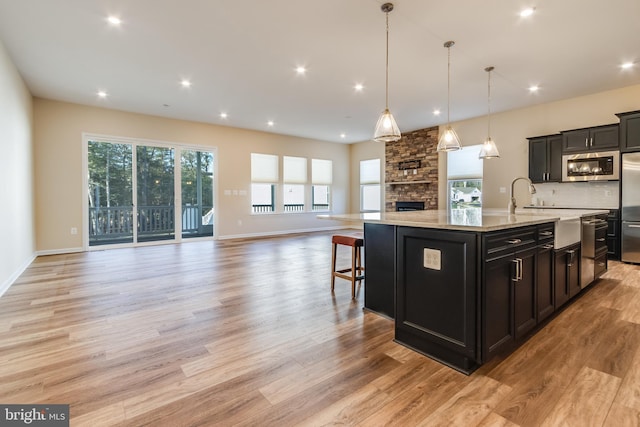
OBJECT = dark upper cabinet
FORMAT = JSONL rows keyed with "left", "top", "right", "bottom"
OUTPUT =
{"left": 616, "top": 110, "right": 640, "bottom": 152}
{"left": 528, "top": 135, "right": 562, "bottom": 183}
{"left": 561, "top": 124, "right": 619, "bottom": 153}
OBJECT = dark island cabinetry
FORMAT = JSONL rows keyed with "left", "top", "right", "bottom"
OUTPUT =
{"left": 482, "top": 226, "right": 538, "bottom": 360}
{"left": 363, "top": 223, "right": 395, "bottom": 318}
{"left": 359, "top": 214, "right": 605, "bottom": 374}
{"left": 536, "top": 224, "right": 556, "bottom": 323}
{"left": 528, "top": 135, "right": 562, "bottom": 183}
{"left": 616, "top": 110, "right": 640, "bottom": 152}
{"left": 395, "top": 226, "right": 478, "bottom": 372}
{"left": 554, "top": 243, "right": 581, "bottom": 309}
{"left": 561, "top": 124, "right": 619, "bottom": 153}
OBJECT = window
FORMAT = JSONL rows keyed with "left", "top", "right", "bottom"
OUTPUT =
{"left": 360, "top": 158, "right": 381, "bottom": 212}
{"left": 312, "top": 159, "right": 332, "bottom": 211}
{"left": 283, "top": 156, "right": 307, "bottom": 212}
{"left": 251, "top": 153, "right": 278, "bottom": 213}
{"left": 447, "top": 145, "right": 483, "bottom": 222}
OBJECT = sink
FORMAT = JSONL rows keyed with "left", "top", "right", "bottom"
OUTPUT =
{"left": 554, "top": 217, "right": 581, "bottom": 249}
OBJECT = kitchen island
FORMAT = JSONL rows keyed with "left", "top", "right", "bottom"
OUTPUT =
{"left": 320, "top": 208, "right": 608, "bottom": 374}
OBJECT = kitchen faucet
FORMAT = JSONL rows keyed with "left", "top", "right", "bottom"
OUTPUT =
{"left": 508, "top": 177, "right": 537, "bottom": 214}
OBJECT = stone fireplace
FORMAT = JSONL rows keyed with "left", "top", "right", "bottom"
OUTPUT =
{"left": 385, "top": 126, "right": 439, "bottom": 212}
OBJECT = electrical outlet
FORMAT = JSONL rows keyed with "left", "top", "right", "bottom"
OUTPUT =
{"left": 70, "top": 227, "right": 78, "bottom": 235}
{"left": 423, "top": 248, "right": 441, "bottom": 270}
{"left": 500, "top": 187, "right": 506, "bottom": 193}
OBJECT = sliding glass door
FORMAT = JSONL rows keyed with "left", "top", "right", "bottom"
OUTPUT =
{"left": 136, "top": 145, "right": 175, "bottom": 242}
{"left": 87, "top": 138, "right": 215, "bottom": 247}
{"left": 88, "top": 141, "right": 134, "bottom": 245}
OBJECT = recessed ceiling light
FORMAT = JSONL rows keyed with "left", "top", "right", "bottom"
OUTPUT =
{"left": 621, "top": 62, "right": 635, "bottom": 70}
{"left": 107, "top": 16, "right": 122, "bottom": 25}
{"left": 340, "top": 133, "right": 346, "bottom": 139}
{"left": 529, "top": 85, "right": 540, "bottom": 93}
{"left": 520, "top": 7, "right": 535, "bottom": 18}
{"left": 220, "top": 112, "right": 228, "bottom": 119}
{"left": 181, "top": 79, "right": 192, "bottom": 88}
{"left": 295, "top": 66, "right": 306, "bottom": 75}
{"left": 97, "top": 90, "right": 108, "bottom": 98}
{"left": 354, "top": 83, "right": 364, "bottom": 92}
{"left": 267, "top": 121, "right": 275, "bottom": 127}
{"left": 433, "top": 109, "right": 441, "bottom": 116}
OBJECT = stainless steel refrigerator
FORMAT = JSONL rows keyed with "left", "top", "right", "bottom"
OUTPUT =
{"left": 622, "top": 152, "right": 640, "bottom": 263}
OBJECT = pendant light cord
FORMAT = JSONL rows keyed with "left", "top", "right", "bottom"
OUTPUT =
{"left": 447, "top": 45, "right": 451, "bottom": 126}
{"left": 385, "top": 11, "right": 389, "bottom": 109}
{"left": 486, "top": 66, "right": 493, "bottom": 138}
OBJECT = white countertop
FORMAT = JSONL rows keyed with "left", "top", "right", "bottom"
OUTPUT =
{"left": 318, "top": 208, "right": 609, "bottom": 232}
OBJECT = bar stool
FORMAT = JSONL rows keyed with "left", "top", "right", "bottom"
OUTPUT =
{"left": 331, "top": 235, "right": 365, "bottom": 298}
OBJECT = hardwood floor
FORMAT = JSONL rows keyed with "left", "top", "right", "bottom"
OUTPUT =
{"left": 1, "top": 231, "right": 640, "bottom": 426}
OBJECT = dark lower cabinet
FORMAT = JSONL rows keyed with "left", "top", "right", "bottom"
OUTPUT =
{"left": 482, "top": 226, "right": 538, "bottom": 361}
{"left": 536, "top": 240, "right": 555, "bottom": 323}
{"left": 554, "top": 243, "right": 581, "bottom": 309}
{"left": 607, "top": 209, "right": 620, "bottom": 261}
{"left": 514, "top": 247, "right": 537, "bottom": 339}
{"left": 363, "top": 223, "right": 395, "bottom": 318}
{"left": 483, "top": 245, "right": 537, "bottom": 360}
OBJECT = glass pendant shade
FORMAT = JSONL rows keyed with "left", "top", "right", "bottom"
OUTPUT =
{"left": 479, "top": 137, "right": 500, "bottom": 159}
{"left": 437, "top": 126, "right": 462, "bottom": 151}
{"left": 374, "top": 108, "right": 401, "bottom": 142}
{"left": 437, "top": 41, "right": 461, "bottom": 152}
{"left": 479, "top": 66, "right": 500, "bottom": 159}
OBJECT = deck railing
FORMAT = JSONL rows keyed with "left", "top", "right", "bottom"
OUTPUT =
{"left": 89, "top": 205, "right": 213, "bottom": 244}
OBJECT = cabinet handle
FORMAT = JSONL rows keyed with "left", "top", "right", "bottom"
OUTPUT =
{"left": 629, "top": 225, "right": 640, "bottom": 229}
{"left": 540, "top": 231, "right": 553, "bottom": 236}
{"left": 585, "top": 138, "right": 589, "bottom": 147}
{"left": 596, "top": 238, "right": 606, "bottom": 242}
{"left": 543, "top": 244, "right": 555, "bottom": 249}
{"left": 512, "top": 259, "right": 520, "bottom": 282}
{"left": 518, "top": 258, "right": 523, "bottom": 281}
{"left": 590, "top": 137, "right": 593, "bottom": 147}
{"left": 598, "top": 262, "right": 606, "bottom": 266}
{"left": 507, "top": 239, "right": 522, "bottom": 244}
{"left": 567, "top": 249, "right": 576, "bottom": 266}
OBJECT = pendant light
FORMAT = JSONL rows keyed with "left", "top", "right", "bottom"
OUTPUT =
{"left": 478, "top": 66, "right": 501, "bottom": 159}
{"left": 437, "top": 41, "right": 462, "bottom": 151}
{"left": 373, "top": 3, "right": 401, "bottom": 142}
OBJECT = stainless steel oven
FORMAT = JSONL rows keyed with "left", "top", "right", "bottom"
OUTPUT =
{"left": 562, "top": 150, "right": 620, "bottom": 182}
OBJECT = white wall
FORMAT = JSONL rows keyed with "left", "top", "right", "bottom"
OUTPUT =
{"left": 350, "top": 84, "right": 640, "bottom": 213}
{"left": 438, "top": 84, "right": 640, "bottom": 209}
{"left": 33, "top": 99, "right": 350, "bottom": 253}
{"left": 0, "top": 40, "right": 35, "bottom": 295}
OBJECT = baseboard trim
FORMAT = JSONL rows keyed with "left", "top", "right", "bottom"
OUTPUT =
{"left": 0, "top": 254, "right": 37, "bottom": 299}
{"left": 36, "top": 247, "right": 84, "bottom": 256}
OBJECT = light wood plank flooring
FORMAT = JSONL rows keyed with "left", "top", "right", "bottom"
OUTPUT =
{"left": 1, "top": 231, "right": 640, "bottom": 426}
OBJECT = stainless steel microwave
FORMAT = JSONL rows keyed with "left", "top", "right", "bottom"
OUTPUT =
{"left": 562, "top": 150, "right": 620, "bottom": 182}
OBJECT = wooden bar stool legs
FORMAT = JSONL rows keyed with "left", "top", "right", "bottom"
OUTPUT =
{"left": 331, "top": 235, "right": 365, "bottom": 299}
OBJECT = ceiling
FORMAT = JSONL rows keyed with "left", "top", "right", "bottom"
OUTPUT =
{"left": 0, "top": 0, "right": 638, "bottom": 144}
